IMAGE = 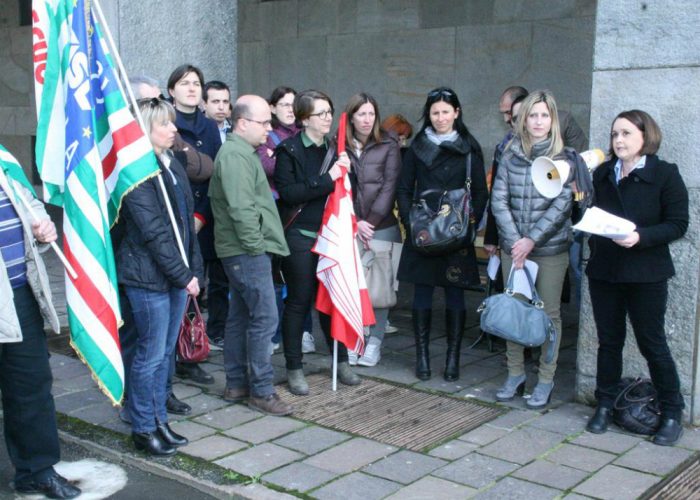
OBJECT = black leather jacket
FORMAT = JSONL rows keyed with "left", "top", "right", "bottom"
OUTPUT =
{"left": 115, "top": 155, "right": 203, "bottom": 291}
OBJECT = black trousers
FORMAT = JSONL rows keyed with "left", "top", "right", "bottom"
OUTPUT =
{"left": 205, "top": 258, "right": 229, "bottom": 341}
{"left": 1, "top": 285, "right": 60, "bottom": 482}
{"left": 281, "top": 229, "right": 347, "bottom": 370}
{"left": 589, "top": 278, "right": 684, "bottom": 419}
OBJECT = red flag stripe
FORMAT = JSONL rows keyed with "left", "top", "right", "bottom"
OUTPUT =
{"left": 62, "top": 237, "right": 119, "bottom": 343}
{"left": 102, "top": 120, "right": 144, "bottom": 179}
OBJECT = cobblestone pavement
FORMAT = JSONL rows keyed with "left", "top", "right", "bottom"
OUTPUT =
{"left": 43, "top": 248, "right": 699, "bottom": 499}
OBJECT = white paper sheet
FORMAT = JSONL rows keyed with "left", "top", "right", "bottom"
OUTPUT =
{"left": 487, "top": 255, "right": 501, "bottom": 281}
{"left": 573, "top": 206, "right": 636, "bottom": 239}
{"left": 511, "top": 260, "right": 539, "bottom": 300}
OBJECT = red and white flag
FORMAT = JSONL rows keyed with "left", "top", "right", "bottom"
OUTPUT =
{"left": 313, "top": 113, "right": 375, "bottom": 354}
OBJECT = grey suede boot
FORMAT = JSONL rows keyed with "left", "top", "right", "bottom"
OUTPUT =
{"left": 337, "top": 361, "right": 361, "bottom": 386}
{"left": 287, "top": 369, "right": 309, "bottom": 395}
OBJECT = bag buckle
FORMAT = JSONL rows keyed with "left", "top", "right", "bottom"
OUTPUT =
{"left": 533, "top": 299, "right": 545, "bottom": 309}
{"left": 505, "top": 288, "right": 515, "bottom": 296}
{"left": 477, "top": 301, "right": 486, "bottom": 313}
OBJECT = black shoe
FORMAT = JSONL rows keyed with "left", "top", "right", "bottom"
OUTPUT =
{"left": 653, "top": 418, "right": 683, "bottom": 446}
{"left": 15, "top": 471, "right": 81, "bottom": 499}
{"left": 444, "top": 309, "right": 466, "bottom": 382}
{"left": 413, "top": 309, "right": 432, "bottom": 380}
{"left": 157, "top": 422, "right": 188, "bottom": 447}
{"left": 166, "top": 394, "right": 192, "bottom": 415}
{"left": 132, "top": 431, "right": 177, "bottom": 456}
{"left": 586, "top": 406, "right": 613, "bottom": 434}
{"left": 176, "top": 362, "right": 214, "bottom": 384}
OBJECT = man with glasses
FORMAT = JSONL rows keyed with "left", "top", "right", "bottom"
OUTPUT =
{"left": 209, "top": 95, "right": 292, "bottom": 416}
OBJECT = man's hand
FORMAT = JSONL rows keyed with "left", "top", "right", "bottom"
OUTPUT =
{"left": 185, "top": 277, "right": 200, "bottom": 296}
{"left": 483, "top": 244, "right": 498, "bottom": 257}
{"left": 32, "top": 219, "right": 57, "bottom": 244}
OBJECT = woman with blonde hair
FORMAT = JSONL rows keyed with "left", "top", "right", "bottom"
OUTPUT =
{"left": 491, "top": 90, "right": 574, "bottom": 408}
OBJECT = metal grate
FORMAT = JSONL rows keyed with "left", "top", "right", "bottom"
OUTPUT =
{"left": 642, "top": 452, "right": 700, "bottom": 500}
{"left": 278, "top": 373, "right": 503, "bottom": 451}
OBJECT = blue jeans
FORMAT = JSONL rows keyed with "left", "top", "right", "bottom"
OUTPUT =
{"left": 222, "top": 254, "right": 278, "bottom": 398}
{"left": 125, "top": 286, "right": 187, "bottom": 433}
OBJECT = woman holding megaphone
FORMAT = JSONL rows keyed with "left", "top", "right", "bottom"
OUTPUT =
{"left": 490, "top": 90, "right": 575, "bottom": 408}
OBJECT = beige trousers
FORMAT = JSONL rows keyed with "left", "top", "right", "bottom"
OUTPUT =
{"left": 500, "top": 251, "right": 569, "bottom": 383}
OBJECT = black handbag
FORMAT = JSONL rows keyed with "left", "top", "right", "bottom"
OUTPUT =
{"left": 613, "top": 377, "right": 661, "bottom": 435}
{"left": 409, "top": 153, "right": 475, "bottom": 256}
{"left": 477, "top": 267, "right": 557, "bottom": 363}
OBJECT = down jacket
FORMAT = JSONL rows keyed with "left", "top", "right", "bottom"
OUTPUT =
{"left": 0, "top": 171, "right": 59, "bottom": 342}
{"left": 348, "top": 132, "right": 402, "bottom": 230}
{"left": 115, "top": 155, "right": 203, "bottom": 292}
{"left": 491, "top": 137, "right": 573, "bottom": 256}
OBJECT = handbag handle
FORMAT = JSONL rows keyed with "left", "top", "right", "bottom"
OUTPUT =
{"left": 505, "top": 266, "right": 544, "bottom": 309}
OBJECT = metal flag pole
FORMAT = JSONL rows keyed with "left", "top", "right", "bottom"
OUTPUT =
{"left": 91, "top": 0, "right": 188, "bottom": 268}
{"left": 332, "top": 340, "right": 338, "bottom": 391}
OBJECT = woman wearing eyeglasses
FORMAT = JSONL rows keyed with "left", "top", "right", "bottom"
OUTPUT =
{"left": 273, "top": 90, "right": 360, "bottom": 395}
{"left": 115, "top": 98, "right": 203, "bottom": 455}
{"left": 396, "top": 87, "right": 488, "bottom": 382}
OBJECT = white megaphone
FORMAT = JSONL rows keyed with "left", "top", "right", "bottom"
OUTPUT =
{"left": 532, "top": 157, "right": 570, "bottom": 198}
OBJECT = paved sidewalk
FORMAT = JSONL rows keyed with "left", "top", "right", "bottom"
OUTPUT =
{"left": 43, "top": 248, "right": 699, "bottom": 499}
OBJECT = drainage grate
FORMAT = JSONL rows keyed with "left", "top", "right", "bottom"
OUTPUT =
{"left": 278, "top": 373, "right": 503, "bottom": 451}
{"left": 642, "top": 452, "right": 700, "bottom": 500}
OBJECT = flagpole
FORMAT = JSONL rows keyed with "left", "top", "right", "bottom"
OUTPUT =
{"left": 91, "top": 0, "right": 189, "bottom": 268}
{"left": 332, "top": 340, "right": 338, "bottom": 391}
{"left": 14, "top": 187, "right": 78, "bottom": 279}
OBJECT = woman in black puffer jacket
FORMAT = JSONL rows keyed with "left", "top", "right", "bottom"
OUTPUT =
{"left": 491, "top": 90, "right": 574, "bottom": 409}
{"left": 116, "top": 98, "right": 203, "bottom": 456}
{"left": 396, "top": 87, "right": 488, "bottom": 383}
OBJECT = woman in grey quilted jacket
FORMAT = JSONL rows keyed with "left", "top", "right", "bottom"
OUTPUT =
{"left": 490, "top": 90, "right": 574, "bottom": 409}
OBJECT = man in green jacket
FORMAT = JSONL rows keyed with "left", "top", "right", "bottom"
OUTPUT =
{"left": 209, "top": 95, "right": 292, "bottom": 416}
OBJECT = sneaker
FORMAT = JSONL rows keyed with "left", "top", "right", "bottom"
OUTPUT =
{"left": 384, "top": 320, "right": 398, "bottom": 334}
{"left": 348, "top": 350, "right": 359, "bottom": 366}
{"left": 301, "top": 331, "right": 316, "bottom": 353}
{"left": 358, "top": 337, "right": 381, "bottom": 367}
{"left": 209, "top": 337, "right": 225, "bottom": 351}
{"left": 249, "top": 393, "right": 293, "bottom": 416}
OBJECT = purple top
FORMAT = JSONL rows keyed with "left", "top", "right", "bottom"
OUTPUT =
{"left": 256, "top": 122, "right": 300, "bottom": 197}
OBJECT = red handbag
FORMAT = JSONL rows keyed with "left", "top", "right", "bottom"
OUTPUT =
{"left": 177, "top": 296, "right": 210, "bottom": 363}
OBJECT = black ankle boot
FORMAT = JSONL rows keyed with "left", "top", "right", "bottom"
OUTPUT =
{"left": 132, "top": 431, "right": 177, "bottom": 456}
{"left": 586, "top": 406, "right": 613, "bottom": 434}
{"left": 653, "top": 417, "right": 683, "bottom": 446}
{"left": 157, "top": 422, "right": 189, "bottom": 447}
{"left": 413, "top": 309, "right": 432, "bottom": 380}
{"left": 444, "top": 309, "right": 466, "bottom": 381}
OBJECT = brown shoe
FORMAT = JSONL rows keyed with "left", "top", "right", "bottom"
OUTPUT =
{"left": 223, "top": 386, "right": 250, "bottom": 402}
{"left": 248, "top": 393, "right": 293, "bottom": 416}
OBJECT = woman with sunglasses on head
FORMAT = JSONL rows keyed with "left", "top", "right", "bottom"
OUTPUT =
{"left": 585, "top": 110, "right": 688, "bottom": 445}
{"left": 115, "top": 98, "right": 203, "bottom": 455}
{"left": 343, "top": 93, "right": 402, "bottom": 367}
{"left": 396, "top": 87, "right": 488, "bottom": 382}
{"left": 491, "top": 90, "right": 574, "bottom": 409}
{"left": 274, "top": 90, "right": 360, "bottom": 395}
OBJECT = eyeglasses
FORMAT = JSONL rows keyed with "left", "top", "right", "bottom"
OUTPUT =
{"left": 243, "top": 117, "right": 272, "bottom": 127}
{"left": 309, "top": 109, "right": 333, "bottom": 120}
{"left": 428, "top": 88, "right": 454, "bottom": 99}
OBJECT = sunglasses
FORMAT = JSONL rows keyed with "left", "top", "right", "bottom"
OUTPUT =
{"left": 428, "top": 88, "right": 454, "bottom": 99}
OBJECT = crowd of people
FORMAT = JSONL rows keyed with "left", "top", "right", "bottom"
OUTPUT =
{"left": 0, "top": 61, "right": 689, "bottom": 496}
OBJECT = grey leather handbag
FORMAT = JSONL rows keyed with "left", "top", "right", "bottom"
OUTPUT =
{"left": 477, "top": 267, "right": 557, "bottom": 363}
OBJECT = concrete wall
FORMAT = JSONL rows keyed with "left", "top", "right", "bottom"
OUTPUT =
{"left": 577, "top": 0, "right": 700, "bottom": 423}
{"left": 0, "top": 0, "right": 34, "bottom": 174}
{"left": 108, "top": 0, "right": 238, "bottom": 96}
{"left": 237, "top": 0, "right": 596, "bottom": 158}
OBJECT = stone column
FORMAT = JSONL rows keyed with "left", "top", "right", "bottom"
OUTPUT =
{"left": 576, "top": 0, "right": 700, "bottom": 423}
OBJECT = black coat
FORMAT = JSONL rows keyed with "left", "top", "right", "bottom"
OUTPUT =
{"left": 586, "top": 155, "right": 688, "bottom": 283}
{"left": 396, "top": 131, "right": 488, "bottom": 288}
{"left": 116, "top": 156, "right": 203, "bottom": 292}
{"left": 175, "top": 110, "right": 221, "bottom": 260}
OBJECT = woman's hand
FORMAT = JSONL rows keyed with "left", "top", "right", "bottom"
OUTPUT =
{"left": 32, "top": 219, "right": 57, "bottom": 243}
{"left": 483, "top": 244, "right": 498, "bottom": 257}
{"left": 194, "top": 217, "right": 204, "bottom": 234}
{"left": 613, "top": 231, "right": 640, "bottom": 248}
{"left": 357, "top": 220, "right": 375, "bottom": 245}
{"left": 185, "top": 277, "right": 200, "bottom": 296}
{"left": 329, "top": 152, "right": 352, "bottom": 180}
{"left": 511, "top": 237, "right": 535, "bottom": 269}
